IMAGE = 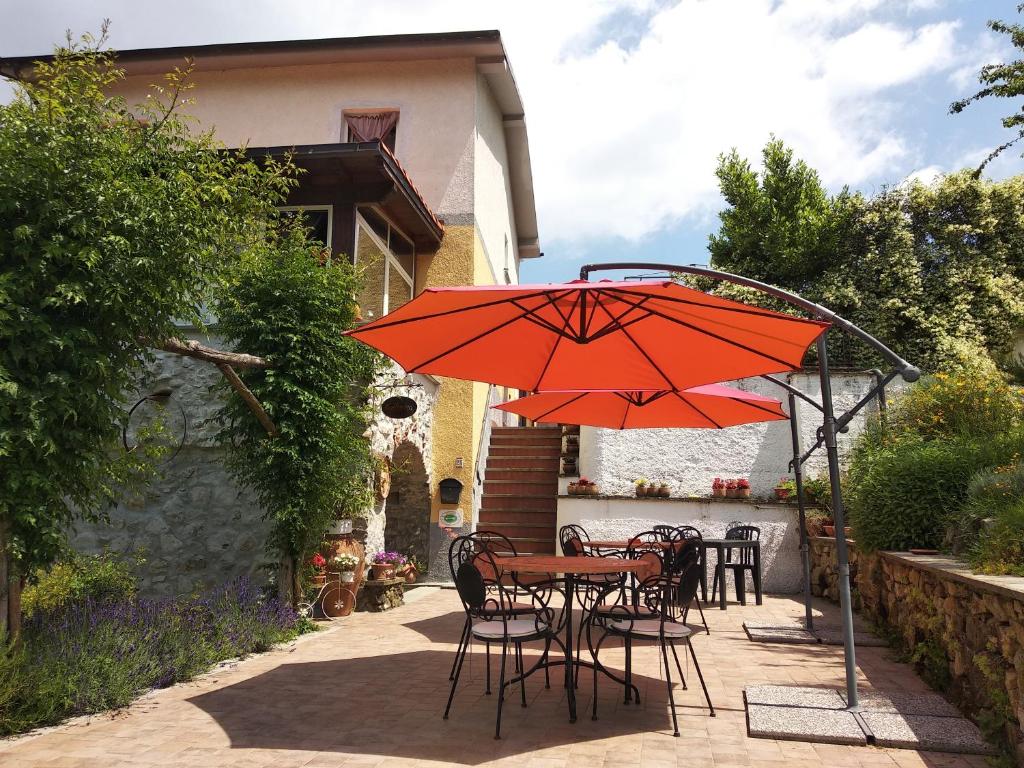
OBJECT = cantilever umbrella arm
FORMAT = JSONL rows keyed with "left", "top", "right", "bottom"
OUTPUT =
{"left": 579, "top": 261, "right": 921, "bottom": 712}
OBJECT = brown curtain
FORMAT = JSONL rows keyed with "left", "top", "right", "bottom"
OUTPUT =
{"left": 345, "top": 111, "right": 399, "bottom": 142}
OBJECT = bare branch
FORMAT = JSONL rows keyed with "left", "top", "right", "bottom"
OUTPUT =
{"left": 216, "top": 363, "right": 279, "bottom": 437}
{"left": 156, "top": 337, "right": 270, "bottom": 369}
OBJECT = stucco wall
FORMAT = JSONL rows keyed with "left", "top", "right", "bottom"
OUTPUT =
{"left": 578, "top": 371, "right": 898, "bottom": 497}
{"left": 473, "top": 73, "right": 518, "bottom": 284}
{"left": 113, "top": 58, "right": 477, "bottom": 222}
{"left": 558, "top": 496, "right": 803, "bottom": 593}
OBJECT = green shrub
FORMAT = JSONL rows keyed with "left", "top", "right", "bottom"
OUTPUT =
{"left": 21, "top": 551, "right": 138, "bottom": 618}
{"left": 958, "top": 463, "right": 1024, "bottom": 575}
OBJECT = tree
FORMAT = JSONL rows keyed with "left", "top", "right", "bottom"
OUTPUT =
{"left": 0, "top": 33, "right": 294, "bottom": 576}
{"left": 214, "top": 228, "right": 383, "bottom": 605}
{"left": 708, "top": 139, "right": 1024, "bottom": 372}
{"left": 950, "top": 4, "right": 1024, "bottom": 172}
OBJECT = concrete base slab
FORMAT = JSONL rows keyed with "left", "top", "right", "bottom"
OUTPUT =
{"left": 841, "top": 689, "right": 961, "bottom": 717}
{"left": 742, "top": 621, "right": 887, "bottom": 647}
{"left": 747, "top": 704, "right": 867, "bottom": 745}
{"left": 745, "top": 685, "right": 845, "bottom": 709}
{"left": 862, "top": 712, "right": 995, "bottom": 755}
{"left": 814, "top": 626, "right": 887, "bottom": 647}
{"left": 744, "top": 624, "right": 818, "bottom": 644}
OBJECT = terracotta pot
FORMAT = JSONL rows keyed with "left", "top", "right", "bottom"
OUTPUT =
{"left": 635, "top": 485, "right": 647, "bottom": 497}
{"left": 370, "top": 563, "right": 395, "bottom": 580}
{"left": 725, "top": 488, "right": 737, "bottom": 498}
{"left": 311, "top": 573, "right": 327, "bottom": 587}
{"left": 587, "top": 485, "right": 599, "bottom": 496}
{"left": 567, "top": 483, "right": 578, "bottom": 496}
{"left": 823, "top": 524, "right": 836, "bottom": 537}
{"left": 712, "top": 488, "right": 725, "bottom": 498}
{"left": 658, "top": 485, "right": 670, "bottom": 498}
{"left": 774, "top": 488, "right": 791, "bottom": 500}
{"left": 737, "top": 488, "right": 751, "bottom": 499}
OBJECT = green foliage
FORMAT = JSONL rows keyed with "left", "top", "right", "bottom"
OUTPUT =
{"left": 847, "top": 365, "right": 1024, "bottom": 553}
{"left": 0, "top": 32, "right": 294, "bottom": 571}
{"left": 0, "top": 577, "right": 296, "bottom": 735}
{"left": 950, "top": 4, "right": 1024, "bottom": 171}
{"left": 21, "top": 551, "right": 139, "bottom": 617}
{"left": 961, "top": 463, "right": 1024, "bottom": 576}
{"left": 708, "top": 139, "right": 1024, "bottom": 372}
{"left": 215, "top": 225, "right": 382, "bottom": 601}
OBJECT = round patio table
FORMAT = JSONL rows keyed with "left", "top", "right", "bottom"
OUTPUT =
{"left": 495, "top": 554, "right": 649, "bottom": 723}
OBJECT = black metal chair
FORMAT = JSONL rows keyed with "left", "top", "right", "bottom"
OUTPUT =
{"left": 447, "top": 531, "right": 545, "bottom": 687}
{"left": 653, "top": 526, "right": 709, "bottom": 634}
{"left": 586, "top": 537, "right": 714, "bottom": 736}
{"left": 711, "top": 524, "right": 761, "bottom": 605}
{"left": 444, "top": 537, "right": 565, "bottom": 739}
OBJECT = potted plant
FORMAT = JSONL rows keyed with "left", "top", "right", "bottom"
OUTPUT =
{"left": 567, "top": 481, "right": 579, "bottom": 496}
{"left": 398, "top": 554, "right": 424, "bottom": 584}
{"left": 657, "top": 482, "right": 670, "bottom": 498}
{"left": 725, "top": 479, "right": 738, "bottom": 498}
{"left": 774, "top": 477, "right": 797, "bottom": 500}
{"left": 577, "top": 477, "right": 598, "bottom": 495}
{"left": 822, "top": 519, "right": 837, "bottom": 537}
{"left": 370, "top": 551, "right": 406, "bottom": 580}
{"left": 634, "top": 477, "right": 649, "bottom": 497}
{"left": 309, "top": 552, "right": 328, "bottom": 587}
{"left": 712, "top": 477, "right": 726, "bottom": 498}
{"left": 736, "top": 478, "right": 751, "bottom": 499}
{"left": 332, "top": 553, "right": 360, "bottom": 583}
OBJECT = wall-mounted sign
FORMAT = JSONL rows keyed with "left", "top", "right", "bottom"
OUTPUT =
{"left": 439, "top": 509, "right": 464, "bottom": 528}
{"left": 381, "top": 395, "right": 417, "bottom": 419}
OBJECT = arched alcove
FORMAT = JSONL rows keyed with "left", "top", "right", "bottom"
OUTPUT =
{"left": 383, "top": 441, "right": 431, "bottom": 569}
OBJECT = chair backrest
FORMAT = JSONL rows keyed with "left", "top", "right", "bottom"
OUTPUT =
{"left": 657, "top": 524, "right": 701, "bottom": 541}
{"left": 652, "top": 524, "right": 674, "bottom": 538}
{"left": 725, "top": 524, "right": 760, "bottom": 565}
{"left": 449, "top": 535, "right": 509, "bottom": 620}
{"left": 559, "top": 524, "right": 589, "bottom": 557}
{"left": 674, "top": 540, "right": 704, "bottom": 614}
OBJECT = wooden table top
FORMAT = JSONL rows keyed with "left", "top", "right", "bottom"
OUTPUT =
{"left": 495, "top": 554, "right": 649, "bottom": 575}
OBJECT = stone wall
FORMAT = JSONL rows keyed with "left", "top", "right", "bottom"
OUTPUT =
{"left": 810, "top": 538, "right": 1024, "bottom": 760}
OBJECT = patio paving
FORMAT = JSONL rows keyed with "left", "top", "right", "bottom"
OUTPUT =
{"left": 0, "top": 588, "right": 995, "bottom": 768}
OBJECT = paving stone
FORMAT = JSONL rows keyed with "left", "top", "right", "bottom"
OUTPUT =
{"left": 744, "top": 625, "right": 819, "bottom": 644}
{"left": 744, "top": 685, "right": 846, "bottom": 710}
{"left": 840, "top": 690, "right": 962, "bottom": 718}
{"left": 746, "top": 704, "right": 867, "bottom": 745}
{"left": 861, "top": 712, "right": 996, "bottom": 755}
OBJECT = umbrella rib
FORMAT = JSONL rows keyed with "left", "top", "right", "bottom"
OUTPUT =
{"left": 533, "top": 293, "right": 582, "bottom": 390}
{"left": 607, "top": 286, "right": 828, "bottom": 325}
{"left": 534, "top": 391, "right": 589, "bottom": 423}
{"left": 592, "top": 296, "right": 675, "bottom": 389}
{"left": 674, "top": 391, "right": 724, "bottom": 429}
{"left": 584, "top": 293, "right": 654, "bottom": 343}
{"left": 511, "top": 297, "right": 578, "bottom": 337}
{"left": 604, "top": 290, "right": 801, "bottom": 371}
{"left": 351, "top": 289, "right": 565, "bottom": 333}
{"left": 728, "top": 396, "right": 787, "bottom": 419}
{"left": 406, "top": 313, "right": 533, "bottom": 371}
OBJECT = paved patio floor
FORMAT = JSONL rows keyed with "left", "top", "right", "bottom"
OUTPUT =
{"left": 0, "top": 588, "right": 993, "bottom": 768}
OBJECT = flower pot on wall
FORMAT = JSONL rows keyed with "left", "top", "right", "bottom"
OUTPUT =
{"left": 658, "top": 485, "right": 670, "bottom": 498}
{"left": 370, "top": 563, "right": 395, "bottom": 580}
{"left": 823, "top": 524, "right": 836, "bottom": 537}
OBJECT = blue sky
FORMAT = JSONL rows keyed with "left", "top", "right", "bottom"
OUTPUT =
{"left": 2, "top": 1, "right": 1022, "bottom": 284}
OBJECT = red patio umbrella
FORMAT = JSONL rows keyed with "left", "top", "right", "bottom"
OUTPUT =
{"left": 494, "top": 384, "right": 788, "bottom": 430}
{"left": 346, "top": 280, "right": 828, "bottom": 392}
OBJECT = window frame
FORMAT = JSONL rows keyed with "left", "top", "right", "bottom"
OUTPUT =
{"left": 353, "top": 207, "right": 415, "bottom": 318}
{"left": 277, "top": 205, "right": 334, "bottom": 249}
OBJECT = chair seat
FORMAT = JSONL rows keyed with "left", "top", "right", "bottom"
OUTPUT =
{"left": 480, "top": 601, "right": 537, "bottom": 615}
{"left": 608, "top": 618, "right": 693, "bottom": 639}
{"left": 594, "top": 603, "right": 656, "bottom": 617}
{"left": 471, "top": 619, "right": 549, "bottom": 640}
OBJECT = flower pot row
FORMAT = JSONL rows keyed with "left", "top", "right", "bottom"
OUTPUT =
{"left": 567, "top": 479, "right": 599, "bottom": 495}
{"left": 634, "top": 479, "right": 671, "bottom": 497}
{"left": 711, "top": 477, "right": 751, "bottom": 498}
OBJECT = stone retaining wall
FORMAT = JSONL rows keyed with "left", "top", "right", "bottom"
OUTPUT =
{"left": 810, "top": 537, "right": 1024, "bottom": 761}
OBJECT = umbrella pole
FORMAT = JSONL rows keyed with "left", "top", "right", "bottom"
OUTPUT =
{"left": 815, "top": 336, "right": 859, "bottom": 710}
{"left": 786, "top": 390, "right": 814, "bottom": 632}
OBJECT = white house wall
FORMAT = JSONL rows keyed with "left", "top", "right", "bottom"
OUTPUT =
{"left": 473, "top": 73, "right": 518, "bottom": 284}
{"left": 578, "top": 371, "right": 902, "bottom": 497}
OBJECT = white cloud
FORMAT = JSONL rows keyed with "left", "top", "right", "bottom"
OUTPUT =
{"left": 0, "top": 0, "right": 975, "bottom": 243}
{"left": 904, "top": 164, "right": 943, "bottom": 184}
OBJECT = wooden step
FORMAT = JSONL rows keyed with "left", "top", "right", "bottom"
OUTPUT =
{"left": 481, "top": 495, "right": 557, "bottom": 512}
{"left": 483, "top": 480, "right": 558, "bottom": 495}
{"left": 489, "top": 445, "right": 561, "bottom": 457}
{"left": 479, "top": 509, "right": 558, "bottom": 525}
{"left": 485, "top": 468, "right": 559, "bottom": 482}
{"left": 475, "top": 524, "right": 555, "bottom": 540}
{"left": 505, "top": 537, "right": 556, "bottom": 555}
{"left": 486, "top": 456, "right": 560, "bottom": 470}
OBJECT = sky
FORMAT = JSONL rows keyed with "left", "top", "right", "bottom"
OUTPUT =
{"left": 2, "top": 0, "right": 1022, "bottom": 284}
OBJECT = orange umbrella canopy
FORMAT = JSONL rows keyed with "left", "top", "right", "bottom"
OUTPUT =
{"left": 494, "top": 384, "right": 789, "bottom": 430}
{"left": 346, "top": 279, "right": 828, "bottom": 392}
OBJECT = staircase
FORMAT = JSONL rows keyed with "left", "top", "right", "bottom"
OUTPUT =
{"left": 479, "top": 426, "right": 561, "bottom": 555}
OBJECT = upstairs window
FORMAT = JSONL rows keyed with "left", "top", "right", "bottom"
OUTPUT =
{"left": 354, "top": 207, "right": 414, "bottom": 320}
{"left": 344, "top": 110, "right": 399, "bottom": 151}
{"left": 277, "top": 205, "right": 332, "bottom": 247}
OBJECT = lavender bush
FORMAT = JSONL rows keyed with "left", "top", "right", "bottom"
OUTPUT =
{"left": 0, "top": 577, "right": 297, "bottom": 735}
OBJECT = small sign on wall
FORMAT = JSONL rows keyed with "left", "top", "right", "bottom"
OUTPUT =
{"left": 439, "top": 509, "right": 464, "bottom": 528}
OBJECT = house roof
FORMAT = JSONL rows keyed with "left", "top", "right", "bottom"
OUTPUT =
{"left": 248, "top": 140, "right": 444, "bottom": 251}
{"left": 0, "top": 30, "right": 542, "bottom": 259}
